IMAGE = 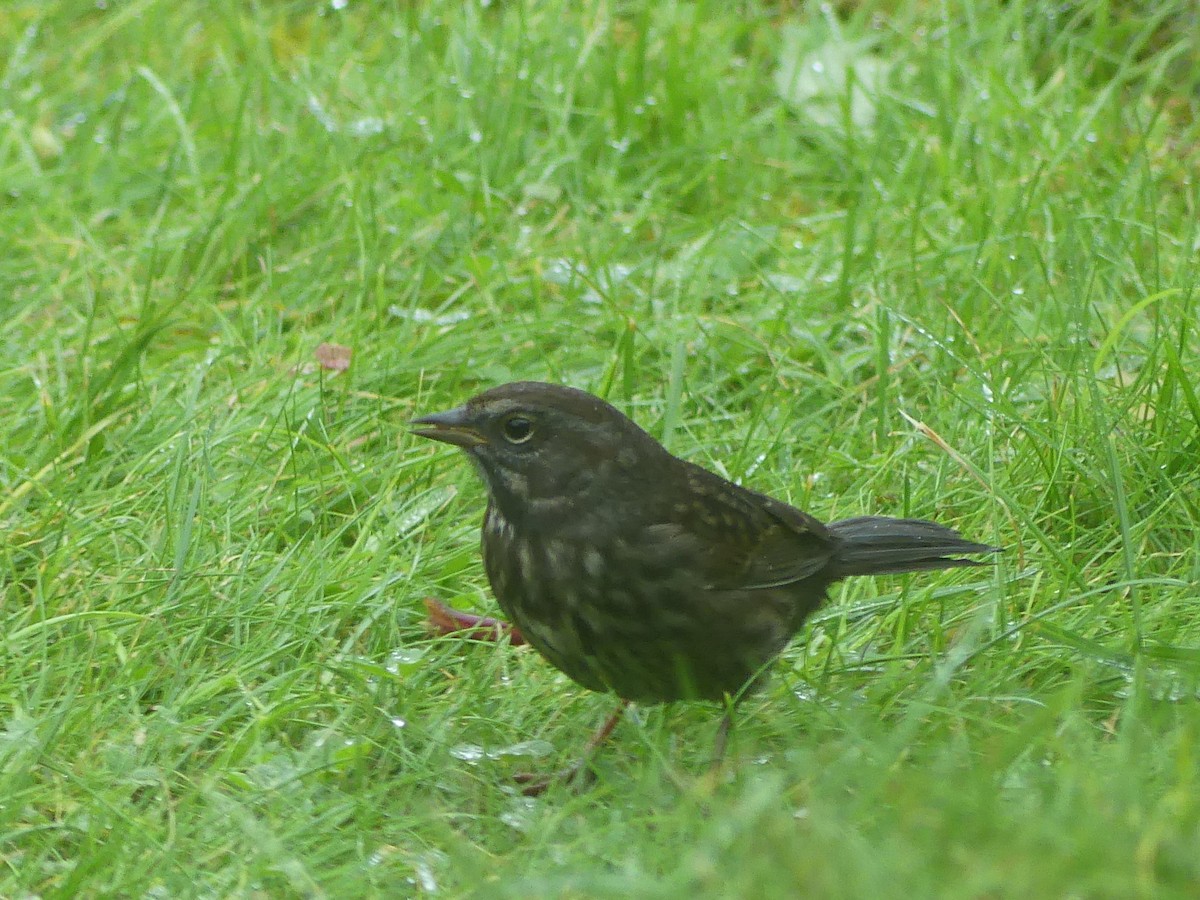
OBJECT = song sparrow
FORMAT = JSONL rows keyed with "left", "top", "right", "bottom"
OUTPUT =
{"left": 413, "top": 382, "right": 999, "bottom": 783}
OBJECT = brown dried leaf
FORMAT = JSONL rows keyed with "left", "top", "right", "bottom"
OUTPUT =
{"left": 315, "top": 342, "right": 352, "bottom": 372}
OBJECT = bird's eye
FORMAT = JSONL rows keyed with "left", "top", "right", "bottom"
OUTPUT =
{"left": 501, "top": 415, "right": 534, "bottom": 444}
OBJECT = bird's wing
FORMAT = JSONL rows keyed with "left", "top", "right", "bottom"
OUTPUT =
{"left": 743, "top": 494, "right": 838, "bottom": 588}
{"left": 658, "top": 463, "right": 836, "bottom": 591}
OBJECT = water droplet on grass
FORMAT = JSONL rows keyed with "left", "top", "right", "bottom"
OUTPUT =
{"left": 450, "top": 744, "right": 485, "bottom": 763}
{"left": 449, "top": 740, "right": 553, "bottom": 764}
{"left": 385, "top": 647, "right": 426, "bottom": 675}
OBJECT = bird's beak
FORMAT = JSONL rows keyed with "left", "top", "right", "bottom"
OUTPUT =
{"left": 410, "top": 405, "right": 486, "bottom": 448}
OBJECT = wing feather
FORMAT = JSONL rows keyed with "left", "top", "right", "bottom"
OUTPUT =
{"left": 663, "top": 464, "right": 835, "bottom": 591}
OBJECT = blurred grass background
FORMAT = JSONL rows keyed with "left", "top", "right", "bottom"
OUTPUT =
{"left": 1, "top": 0, "right": 1198, "bottom": 895}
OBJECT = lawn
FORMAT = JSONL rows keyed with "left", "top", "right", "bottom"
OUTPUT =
{"left": 2, "top": 0, "right": 1199, "bottom": 896}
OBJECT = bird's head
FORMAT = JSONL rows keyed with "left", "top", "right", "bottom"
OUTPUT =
{"left": 412, "top": 382, "right": 664, "bottom": 522}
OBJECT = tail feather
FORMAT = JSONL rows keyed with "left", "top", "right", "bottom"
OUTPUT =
{"left": 828, "top": 516, "right": 1000, "bottom": 577}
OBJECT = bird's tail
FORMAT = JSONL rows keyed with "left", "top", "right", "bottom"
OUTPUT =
{"left": 827, "top": 516, "right": 1000, "bottom": 577}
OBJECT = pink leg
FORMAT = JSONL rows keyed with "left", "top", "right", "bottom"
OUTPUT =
{"left": 514, "top": 701, "right": 630, "bottom": 796}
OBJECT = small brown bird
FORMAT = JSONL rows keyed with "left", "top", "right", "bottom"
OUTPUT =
{"left": 413, "top": 382, "right": 999, "bottom": 786}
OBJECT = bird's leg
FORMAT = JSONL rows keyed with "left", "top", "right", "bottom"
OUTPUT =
{"left": 514, "top": 700, "right": 630, "bottom": 796}
{"left": 704, "top": 692, "right": 747, "bottom": 785}
{"left": 677, "top": 701, "right": 742, "bottom": 797}
{"left": 423, "top": 596, "right": 526, "bottom": 645}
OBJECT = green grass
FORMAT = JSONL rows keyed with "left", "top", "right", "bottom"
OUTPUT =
{"left": 2, "top": 0, "right": 1199, "bottom": 895}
